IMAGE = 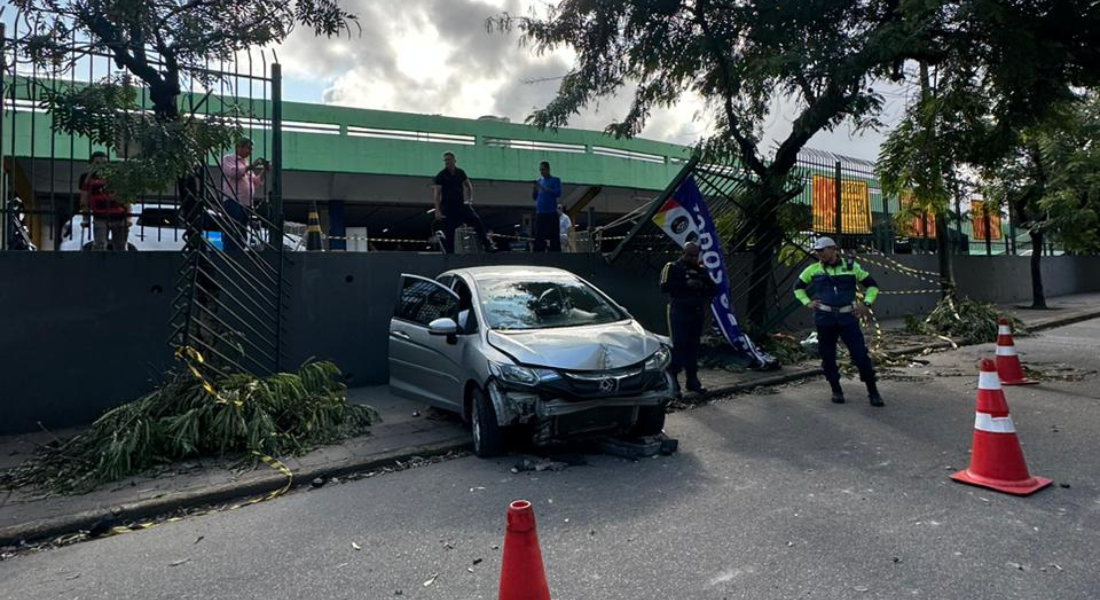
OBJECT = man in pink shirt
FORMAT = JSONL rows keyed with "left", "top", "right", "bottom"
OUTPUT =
{"left": 220, "top": 137, "right": 267, "bottom": 252}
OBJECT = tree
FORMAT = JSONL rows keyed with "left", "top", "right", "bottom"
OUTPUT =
{"left": 7, "top": 0, "right": 357, "bottom": 200}
{"left": 492, "top": 0, "right": 929, "bottom": 327}
{"left": 877, "top": 0, "right": 1099, "bottom": 308}
{"left": 983, "top": 95, "right": 1100, "bottom": 308}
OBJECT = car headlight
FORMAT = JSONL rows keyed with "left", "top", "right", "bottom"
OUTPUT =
{"left": 489, "top": 362, "right": 558, "bottom": 386}
{"left": 644, "top": 346, "right": 672, "bottom": 372}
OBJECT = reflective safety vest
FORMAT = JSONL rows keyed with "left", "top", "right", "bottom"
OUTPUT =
{"left": 794, "top": 257, "right": 879, "bottom": 308}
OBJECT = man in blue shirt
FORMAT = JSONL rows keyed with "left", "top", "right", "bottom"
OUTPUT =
{"left": 532, "top": 161, "right": 562, "bottom": 252}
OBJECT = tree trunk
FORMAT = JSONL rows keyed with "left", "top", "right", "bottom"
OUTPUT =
{"left": 746, "top": 190, "right": 782, "bottom": 330}
{"left": 934, "top": 211, "right": 954, "bottom": 297}
{"left": 1029, "top": 229, "right": 1047, "bottom": 308}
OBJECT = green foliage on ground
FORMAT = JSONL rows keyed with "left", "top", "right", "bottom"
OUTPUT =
{"left": 6, "top": 361, "right": 377, "bottom": 495}
{"left": 904, "top": 296, "right": 1026, "bottom": 345}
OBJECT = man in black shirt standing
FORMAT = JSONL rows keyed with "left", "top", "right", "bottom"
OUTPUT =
{"left": 660, "top": 242, "right": 717, "bottom": 395}
{"left": 432, "top": 151, "right": 493, "bottom": 254}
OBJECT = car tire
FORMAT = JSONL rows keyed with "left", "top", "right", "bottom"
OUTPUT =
{"left": 632, "top": 405, "right": 666, "bottom": 436}
{"left": 471, "top": 388, "right": 505, "bottom": 458}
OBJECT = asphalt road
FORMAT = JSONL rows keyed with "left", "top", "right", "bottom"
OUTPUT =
{"left": 3, "top": 319, "right": 1099, "bottom": 600}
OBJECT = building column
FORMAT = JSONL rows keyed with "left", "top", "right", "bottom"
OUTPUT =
{"left": 328, "top": 200, "right": 346, "bottom": 251}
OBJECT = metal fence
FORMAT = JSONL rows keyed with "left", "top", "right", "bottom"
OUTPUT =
{"left": 1, "top": 19, "right": 289, "bottom": 377}
{"left": 0, "top": 22, "right": 281, "bottom": 254}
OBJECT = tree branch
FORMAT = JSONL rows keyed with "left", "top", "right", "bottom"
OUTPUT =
{"left": 692, "top": 0, "right": 767, "bottom": 179}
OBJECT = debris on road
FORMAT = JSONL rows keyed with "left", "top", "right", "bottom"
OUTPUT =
{"left": 423, "top": 573, "right": 438, "bottom": 587}
{"left": 352, "top": 542, "right": 361, "bottom": 551}
{"left": 168, "top": 558, "right": 190, "bottom": 567}
{"left": 512, "top": 457, "right": 568, "bottom": 473}
{"left": 598, "top": 434, "right": 678, "bottom": 459}
{"left": 311, "top": 477, "right": 326, "bottom": 489}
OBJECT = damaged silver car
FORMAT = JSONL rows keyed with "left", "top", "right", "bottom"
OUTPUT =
{"left": 388, "top": 266, "right": 675, "bottom": 457}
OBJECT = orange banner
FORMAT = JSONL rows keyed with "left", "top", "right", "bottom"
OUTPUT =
{"left": 812, "top": 175, "right": 872, "bottom": 234}
{"left": 900, "top": 191, "right": 936, "bottom": 238}
{"left": 971, "top": 200, "right": 1002, "bottom": 241}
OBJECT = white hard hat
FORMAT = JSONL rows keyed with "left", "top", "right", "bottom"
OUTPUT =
{"left": 812, "top": 236, "right": 837, "bottom": 251}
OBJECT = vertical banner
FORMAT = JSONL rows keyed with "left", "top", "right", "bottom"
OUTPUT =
{"left": 811, "top": 175, "right": 873, "bottom": 234}
{"left": 971, "top": 200, "right": 1002, "bottom": 240}
{"left": 652, "top": 176, "right": 775, "bottom": 368}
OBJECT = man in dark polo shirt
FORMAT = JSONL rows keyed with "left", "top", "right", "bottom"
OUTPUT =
{"left": 432, "top": 151, "right": 494, "bottom": 254}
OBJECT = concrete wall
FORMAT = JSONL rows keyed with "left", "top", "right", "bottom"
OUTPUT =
{"left": 2, "top": 252, "right": 1098, "bottom": 434}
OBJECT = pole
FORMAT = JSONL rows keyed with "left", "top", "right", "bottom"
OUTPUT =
{"left": 270, "top": 63, "right": 283, "bottom": 251}
{"left": 990, "top": 209, "right": 998, "bottom": 256}
{"left": 0, "top": 23, "right": 7, "bottom": 251}
{"left": 586, "top": 205, "right": 596, "bottom": 252}
{"left": 955, "top": 194, "right": 964, "bottom": 254}
{"left": 880, "top": 189, "right": 891, "bottom": 252}
{"left": 607, "top": 154, "right": 700, "bottom": 264}
{"left": 833, "top": 160, "right": 842, "bottom": 247}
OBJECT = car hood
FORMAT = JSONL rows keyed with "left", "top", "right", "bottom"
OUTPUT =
{"left": 487, "top": 320, "right": 661, "bottom": 371}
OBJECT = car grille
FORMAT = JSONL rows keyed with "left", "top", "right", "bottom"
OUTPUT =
{"left": 542, "top": 365, "right": 657, "bottom": 399}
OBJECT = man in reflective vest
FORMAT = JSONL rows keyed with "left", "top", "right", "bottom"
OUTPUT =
{"left": 794, "top": 237, "right": 884, "bottom": 407}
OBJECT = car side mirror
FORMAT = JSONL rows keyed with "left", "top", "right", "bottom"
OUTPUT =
{"left": 428, "top": 317, "right": 459, "bottom": 344}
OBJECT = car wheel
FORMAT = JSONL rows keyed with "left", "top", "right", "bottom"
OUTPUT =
{"left": 631, "top": 405, "right": 666, "bottom": 436}
{"left": 471, "top": 387, "right": 504, "bottom": 458}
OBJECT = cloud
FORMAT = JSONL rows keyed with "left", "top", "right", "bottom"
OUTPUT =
{"left": 275, "top": 0, "right": 901, "bottom": 158}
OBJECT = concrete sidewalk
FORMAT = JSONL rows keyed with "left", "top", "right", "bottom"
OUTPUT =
{"left": 0, "top": 388, "right": 470, "bottom": 546}
{"left": 3, "top": 292, "right": 1099, "bottom": 547}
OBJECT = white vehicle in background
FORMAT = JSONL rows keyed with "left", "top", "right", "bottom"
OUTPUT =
{"left": 60, "top": 203, "right": 303, "bottom": 251}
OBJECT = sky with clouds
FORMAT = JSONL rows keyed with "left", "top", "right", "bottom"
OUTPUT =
{"left": 272, "top": 0, "right": 914, "bottom": 162}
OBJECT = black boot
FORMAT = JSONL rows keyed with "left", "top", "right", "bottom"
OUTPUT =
{"left": 686, "top": 374, "right": 707, "bottom": 394}
{"left": 830, "top": 383, "right": 845, "bottom": 404}
{"left": 867, "top": 381, "right": 885, "bottom": 407}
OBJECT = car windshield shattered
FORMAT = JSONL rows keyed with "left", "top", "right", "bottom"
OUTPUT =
{"left": 477, "top": 276, "right": 627, "bottom": 331}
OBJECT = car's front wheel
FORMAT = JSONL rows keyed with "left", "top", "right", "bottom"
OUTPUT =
{"left": 471, "top": 388, "right": 504, "bottom": 458}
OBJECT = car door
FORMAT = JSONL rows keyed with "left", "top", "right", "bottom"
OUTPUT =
{"left": 388, "top": 274, "right": 465, "bottom": 411}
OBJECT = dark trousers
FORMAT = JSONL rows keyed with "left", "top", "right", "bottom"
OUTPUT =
{"left": 441, "top": 204, "right": 492, "bottom": 254}
{"left": 533, "top": 212, "right": 561, "bottom": 252}
{"left": 222, "top": 198, "right": 250, "bottom": 254}
{"left": 816, "top": 315, "right": 876, "bottom": 391}
{"left": 669, "top": 305, "right": 706, "bottom": 382}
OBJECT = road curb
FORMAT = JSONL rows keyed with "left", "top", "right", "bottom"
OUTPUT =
{"left": 0, "top": 435, "right": 471, "bottom": 547}
{"left": 1022, "top": 309, "right": 1100, "bottom": 334}
{"left": 698, "top": 367, "right": 824, "bottom": 400}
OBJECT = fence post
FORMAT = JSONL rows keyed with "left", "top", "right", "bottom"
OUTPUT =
{"left": 880, "top": 189, "right": 891, "bottom": 253}
{"left": 984, "top": 210, "right": 992, "bottom": 256}
{"left": 586, "top": 205, "right": 596, "bottom": 252}
{"left": 269, "top": 62, "right": 283, "bottom": 251}
{"left": 833, "top": 160, "right": 842, "bottom": 247}
{"left": 0, "top": 23, "right": 7, "bottom": 252}
{"left": 955, "top": 194, "right": 964, "bottom": 254}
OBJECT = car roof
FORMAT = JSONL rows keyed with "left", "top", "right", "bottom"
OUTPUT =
{"left": 442, "top": 266, "right": 580, "bottom": 281}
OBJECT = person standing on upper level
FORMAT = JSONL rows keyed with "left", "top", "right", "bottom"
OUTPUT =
{"left": 532, "top": 161, "right": 562, "bottom": 252}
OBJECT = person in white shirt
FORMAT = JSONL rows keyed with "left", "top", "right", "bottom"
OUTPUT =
{"left": 557, "top": 203, "right": 573, "bottom": 252}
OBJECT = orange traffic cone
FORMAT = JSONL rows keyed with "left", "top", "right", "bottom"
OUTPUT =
{"left": 499, "top": 500, "right": 551, "bottom": 600}
{"left": 950, "top": 360, "right": 1052, "bottom": 496}
{"left": 995, "top": 318, "right": 1036, "bottom": 385}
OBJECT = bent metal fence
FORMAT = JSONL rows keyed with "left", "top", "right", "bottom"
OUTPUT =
{"left": 1, "top": 20, "right": 288, "bottom": 377}
{"left": 606, "top": 149, "right": 903, "bottom": 336}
